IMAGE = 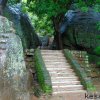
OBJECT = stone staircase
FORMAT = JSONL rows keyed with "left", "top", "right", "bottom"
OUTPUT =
{"left": 40, "top": 50, "right": 86, "bottom": 99}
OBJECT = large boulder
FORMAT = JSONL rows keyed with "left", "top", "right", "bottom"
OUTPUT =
{"left": 60, "top": 8, "right": 100, "bottom": 56}
{"left": 3, "top": 4, "right": 41, "bottom": 49}
{"left": 0, "top": 16, "right": 30, "bottom": 100}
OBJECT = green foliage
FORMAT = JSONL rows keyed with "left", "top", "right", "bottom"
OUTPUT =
{"left": 81, "top": 6, "right": 88, "bottom": 12}
{"left": 73, "top": 0, "right": 94, "bottom": 12}
{"left": 8, "top": 0, "right": 100, "bottom": 36}
{"left": 22, "top": 0, "right": 27, "bottom": 3}
{"left": 73, "top": 0, "right": 100, "bottom": 12}
{"left": 28, "top": 13, "right": 54, "bottom": 36}
{"left": 21, "top": 0, "right": 100, "bottom": 36}
{"left": 94, "top": 34, "right": 100, "bottom": 66}
{"left": 94, "top": 4, "right": 100, "bottom": 12}
{"left": 96, "top": 22, "right": 100, "bottom": 31}
{"left": 94, "top": 46, "right": 100, "bottom": 55}
{"left": 94, "top": 35, "right": 100, "bottom": 55}
{"left": 21, "top": 0, "right": 74, "bottom": 36}
{"left": 34, "top": 48, "right": 52, "bottom": 94}
{"left": 30, "top": 0, "right": 69, "bottom": 17}
{"left": 21, "top": 1, "right": 54, "bottom": 36}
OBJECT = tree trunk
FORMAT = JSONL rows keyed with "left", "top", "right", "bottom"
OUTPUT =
{"left": 52, "top": 15, "right": 64, "bottom": 50}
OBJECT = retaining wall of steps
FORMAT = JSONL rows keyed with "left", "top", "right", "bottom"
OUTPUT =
{"left": 63, "top": 49, "right": 96, "bottom": 91}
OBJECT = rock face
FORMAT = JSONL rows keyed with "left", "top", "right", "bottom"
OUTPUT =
{"left": 39, "top": 36, "right": 49, "bottom": 48}
{"left": 3, "top": 4, "right": 41, "bottom": 49}
{"left": 0, "top": 16, "right": 30, "bottom": 100}
{"left": 60, "top": 8, "right": 100, "bottom": 56}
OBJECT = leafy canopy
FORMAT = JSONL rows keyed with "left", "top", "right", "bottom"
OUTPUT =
{"left": 21, "top": 0, "right": 100, "bottom": 36}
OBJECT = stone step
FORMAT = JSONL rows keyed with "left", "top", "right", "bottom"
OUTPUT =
{"left": 48, "top": 69, "right": 74, "bottom": 73}
{"left": 41, "top": 52, "right": 64, "bottom": 54}
{"left": 41, "top": 53, "right": 64, "bottom": 56}
{"left": 45, "top": 64, "right": 70, "bottom": 67}
{"left": 49, "top": 73, "right": 76, "bottom": 77}
{"left": 52, "top": 81, "right": 81, "bottom": 86}
{"left": 43, "top": 55, "right": 65, "bottom": 59}
{"left": 53, "top": 84, "right": 83, "bottom": 88}
{"left": 46, "top": 65, "right": 70, "bottom": 69}
{"left": 41, "top": 50, "right": 62, "bottom": 53}
{"left": 44, "top": 61, "right": 69, "bottom": 65}
{"left": 43, "top": 59, "right": 67, "bottom": 62}
{"left": 46, "top": 65, "right": 71, "bottom": 69}
{"left": 44, "top": 60, "right": 68, "bottom": 63}
{"left": 46, "top": 67, "right": 74, "bottom": 72}
{"left": 49, "top": 70, "right": 75, "bottom": 74}
{"left": 42, "top": 56, "right": 65, "bottom": 59}
{"left": 42, "top": 55, "right": 65, "bottom": 58}
{"left": 51, "top": 76, "right": 79, "bottom": 80}
{"left": 51, "top": 77, "right": 79, "bottom": 82}
{"left": 52, "top": 90, "right": 86, "bottom": 95}
{"left": 45, "top": 60, "right": 68, "bottom": 63}
{"left": 53, "top": 85, "right": 84, "bottom": 92}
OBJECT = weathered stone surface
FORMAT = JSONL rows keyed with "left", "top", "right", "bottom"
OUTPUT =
{"left": 3, "top": 4, "right": 41, "bottom": 49}
{"left": 39, "top": 35, "right": 49, "bottom": 48}
{"left": 60, "top": 8, "right": 100, "bottom": 56}
{"left": 0, "top": 16, "right": 30, "bottom": 100}
{"left": 20, "top": 13, "right": 41, "bottom": 48}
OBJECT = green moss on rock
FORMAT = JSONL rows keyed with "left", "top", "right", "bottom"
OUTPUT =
{"left": 63, "top": 49, "right": 96, "bottom": 91}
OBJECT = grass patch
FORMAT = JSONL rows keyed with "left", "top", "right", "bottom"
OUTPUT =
{"left": 63, "top": 49, "right": 96, "bottom": 92}
{"left": 34, "top": 48, "right": 52, "bottom": 94}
